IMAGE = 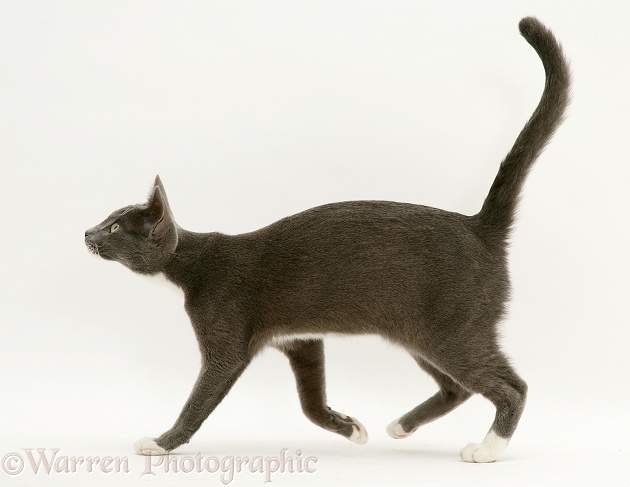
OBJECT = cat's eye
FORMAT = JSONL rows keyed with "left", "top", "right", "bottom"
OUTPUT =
{"left": 110, "top": 223, "right": 120, "bottom": 233}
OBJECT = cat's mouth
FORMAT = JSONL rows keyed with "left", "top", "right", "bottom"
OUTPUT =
{"left": 85, "top": 237, "right": 100, "bottom": 256}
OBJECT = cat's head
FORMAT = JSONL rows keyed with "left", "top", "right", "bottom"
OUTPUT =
{"left": 85, "top": 176, "right": 178, "bottom": 275}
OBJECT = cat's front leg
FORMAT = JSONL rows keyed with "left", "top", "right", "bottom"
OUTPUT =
{"left": 135, "top": 347, "right": 250, "bottom": 455}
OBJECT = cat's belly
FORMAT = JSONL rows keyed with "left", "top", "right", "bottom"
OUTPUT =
{"left": 269, "top": 332, "right": 363, "bottom": 347}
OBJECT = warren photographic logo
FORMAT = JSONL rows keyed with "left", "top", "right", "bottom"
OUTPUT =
{"left": 143, "top": 448, "right": 318, "bottom": 483}
{"left": 1, "top": 448, "right": 318, "bottom": 484}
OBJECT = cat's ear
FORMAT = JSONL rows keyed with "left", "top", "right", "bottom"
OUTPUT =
{"left": 153, "top": 175, "right": 170, "bottom": 208}
{"left": 146, "top": 176, "right": 178, "bottom": 253}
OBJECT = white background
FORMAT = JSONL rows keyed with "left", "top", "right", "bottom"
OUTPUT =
{"left": 1, "top": 1, "right": 629, "bottom": 486}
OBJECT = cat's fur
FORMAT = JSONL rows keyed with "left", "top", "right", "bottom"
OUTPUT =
{"left": 85, "top": 17, "right": 570, "bottom": 462}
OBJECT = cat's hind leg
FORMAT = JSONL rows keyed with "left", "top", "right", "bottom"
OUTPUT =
{"left": 455, "top": 353, "right": 527, "bottom": 463}
{"left": 387, "top": 356, "right": 472, "bottom": 439}
{"left": 388, "top": 345, "right": 526, "bottom": 463}
{"left": 279, "top": 339, "right": 368, "bottom": 444}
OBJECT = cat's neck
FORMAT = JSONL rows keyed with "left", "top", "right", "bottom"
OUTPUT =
{"left": 161, "top": 229, "right": 230, "bottom": 293}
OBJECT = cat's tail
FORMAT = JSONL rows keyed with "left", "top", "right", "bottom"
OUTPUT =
{"left": 475, "top": 17, "right": 571, "bottom": 243}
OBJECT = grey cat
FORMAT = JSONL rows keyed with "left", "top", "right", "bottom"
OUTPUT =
{"left": 85, "top": 17, "right": 570, "bottom": 463}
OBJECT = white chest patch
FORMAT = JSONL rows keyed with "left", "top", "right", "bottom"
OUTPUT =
{"left": 142, "top": 272, "right": 184, "bottom": 297}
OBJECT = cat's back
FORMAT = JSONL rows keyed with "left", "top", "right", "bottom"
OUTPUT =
{"left": 255, "top": 200, "right": 475, "bottom": 245}
{"left": 245, "top": 200, "right": 497, "bottom": 272}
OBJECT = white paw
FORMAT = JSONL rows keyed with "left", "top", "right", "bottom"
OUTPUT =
{"left": 460, "top": 443, "right": 497, "bottom": 463}
{"left": 460, "top": 431, "right": 509, "bottom": 463}
{"left": 386, "top": 419, "right": 411, "bottom": 439}
{"left": 348, "top": 417, "right": 368, "bottom": 445}
{"left": 134, "top": 437, "right": 167, "bottom": 456}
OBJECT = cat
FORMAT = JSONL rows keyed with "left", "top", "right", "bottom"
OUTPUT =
{"left": 84, "top": 17, "right": 570, "bottom": 463}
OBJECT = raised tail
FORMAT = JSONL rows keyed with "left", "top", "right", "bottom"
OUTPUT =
{"left": 476, "top": 17, "right": 571, "bottom": 243}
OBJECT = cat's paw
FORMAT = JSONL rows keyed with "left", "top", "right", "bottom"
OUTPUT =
{"left": 134, "top": 437, "right": 168, "bottom": 456}
{"left": 347, "top": 416, "right": 368, "bottom": 445}
{"left": 386, "top": 418, "right": 412, "bottom": 439}
{"left": 460, "top": 431, "right": 509, "bottom": 463}
{"left": 460, "top": 443, "right": 498, "bottom": 463}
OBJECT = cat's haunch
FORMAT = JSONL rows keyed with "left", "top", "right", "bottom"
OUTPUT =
{"left": 85, "top": 17, "right": 570, "bottom": 463}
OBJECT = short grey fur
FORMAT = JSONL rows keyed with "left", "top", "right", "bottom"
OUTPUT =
{"left": 85, "top": 17, "right": 570, "bottom": 462}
